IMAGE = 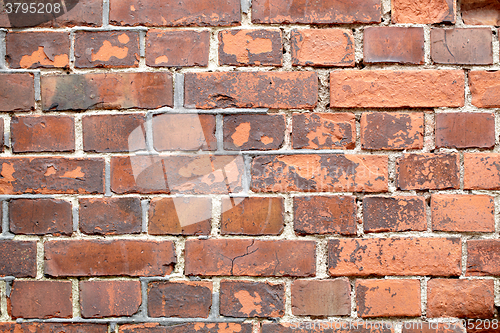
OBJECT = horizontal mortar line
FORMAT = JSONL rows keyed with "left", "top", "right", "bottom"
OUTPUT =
{"left": 135, "top": 149, "right": 346, "bottom": 156}
{"left": 149, "top": 107, "right": 270, "bottom": 114}
{"left": 15, "top": 317, "right": 246, "bottom": 324}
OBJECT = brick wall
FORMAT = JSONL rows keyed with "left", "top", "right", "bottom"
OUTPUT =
{"left": 0, "top": 0, "right": 499, "bottom": 332}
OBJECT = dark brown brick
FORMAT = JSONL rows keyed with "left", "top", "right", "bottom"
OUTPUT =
{"left": 0, "top": 118, "right": 4, "bottom": 152}
{"left": 431, "top": 28, "right": 492, "bottom": 65}
{"left": 435, "top": 113, "right": 495, "bottom": 149}
{"left": 0, "top": 241, "right": 37, "bottom": 277}
{"left": 219, "top": 29, "right": 282, "bottom": 66}
{"left": 464, "top": 153, "right": 500, "bottom": 190}
{"left": 42, "top": 72, "right": 173, "bottom": 111}
{"left": 83, "top": 114, "right": 146, "bottom": 153}
{"left": 146, "top": 30, "right": 209, "bottom": 67}
{"left": 80, "top": 281, "right": 141, "bottom": 318}
{"left": 469, "top": 71, "right": 500, "bottom": 108}
{"left": 148, "top": 281, "right": 212, "bottom": 318}
{"left": 392, "top": 0, "right": 455, "bottom": 23}
{"left": 462, "top": 0, "right": 500, "bottom": 25}
{"left": 467, "top": 240, "right": 500, "bottom": 276}
{"left": 262, "top": 323, "right": 393, "bottom": 332}
{"left": 6, "top": 31, "right": 70, "bottom": 68}
{"left": 0, "top": 323, "right": 107, "bottom": 333}
{"left": 294, "top": 196, "right": 356, "bottom": 235}
{"left": 8, "top": 280, "right": 72, "bottom": 319}
{"left": 0, "top": 73, "right": 34, "bottom": 111}
{"left": 44, "top": 239, "right": 176, "bottom": 277}
{"left": 292, "top": 113, "right": 356, "bottom": 150}
{"left": 10, "top": 198, "right": 72, "bottom": 236}
{"left": 220, "top": 280, "right": 284, "bottom": 318}
{"left": 11, "top": 115, "right": 75, "bottom": 153}
{"left": 363, "top": 196, "right": 426, "bottom": 233}
{"left": 79, "top": 197, "right": 142, "bottom": 235}
{"left": 397, "top": 154, "right": 459, "bottom": 190}
{"left": 184, "top": 72, "right": 317, "bottom": 109}
{"left": 291, "top": 279, "right": 350, "bottom": 316}
{"left": 224, "top": 114, "right": 285, "bottom": 150}
{"left": 119, "top": 323, "right": 253, "bottom": 333}
{"left": 364, "top": 27, "right": 424, "bottom": 64}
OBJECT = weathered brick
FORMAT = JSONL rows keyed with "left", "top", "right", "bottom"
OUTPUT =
{"left": 356, "top": 279, "right": 421, "bottom": 318}
{"left": 435, "top": 113, "right": 495, "bottom": 149}
{"left": 44, "top": 240, "right": 176, "bottom": 277}
{"left": 294, "top": 196, "right": 356, "bottom": 235}
{"left": 148, "top": 281, "right": 212, "bottom": 318}
{"left": 262, "top": 323, "right": 394, "bottom": 332}
{"left": 252, "top": 0, "right": 381, "bottom": 24}
{"left": 0, "top": 118, "right": 4, "bottom": 152}
{"left": 464, "top": 153, "right": 500, "bottom": 190}
{"left": 220, "top": 280, "right": 284, "bottom": 318}
{"left": 330, "top": 70, "right": 464, "bottom": 108}
{"left": 361, "top": 112, "right": 424, "bottom": 150}
{"left": 427, "top": 279, "right": 494, "bottom": 318}
{"left": 290, "top": 29, "right": 354, "bottom": 67}
{"left": 184, "top": 72, "right": 317, "bottom": 109}
{"left": 10, "top": 198, "right": 72, "bottom": 236}
{"left": 219, "top": 29, "right": 282, "bottom": 66}
{"left": 109, "top": 0, "right": 240, "bottom": 26}
{"left": 462, "top": 0, "right": 500, "bottom": 25}
{"left": 42, "top": 72, "right": 173, "bottom": 111}
{"left": 402, "top": 322, "right": 465, "bottom": 333}
{"left": 397, "top": 154, "right": 459, "bottom": 190}
{"left": 251, "top": 154, "right": 388, "bottom": 193}
{"left": 0, "top": 73, "right": 34, "bottom": 111}
{"left": 363, "top": 27, "right": 424, "bottom": 64}
{"left": 469, "top": 71, "right": 500, "bottom": 108}
{"left": 8, "top": 280, "right": 72, "bottom": 319}
{"left": 223, "top": 114, "right": 285, "bottom": 150}
{"left": 119, "top": 323, "right": 253, "bottom": 333}
{"left": 146, "top": 30, "right": 209, "bottom": 67}
{"left": 292, "top": 113, "right": 356, "bottom": 150}
{"left": 6, "top": 31, "right": 70, "bottom": 68}
{"left": 291, "top": 278, "right": 350, "bottom": 316}
{"left": 11, "top": 115, "right": 75, "bottom": 153}
{"left": 0, "top": 323, "right": 107, "bottom": 333}
{"left": 75, "top": 31, "right": 139, "bottom": 68}
{"left": 431, "top": 28, "right": 492, "bottom": 65}
{"left": 328, "top": 238, "right": 461, "bottom": 277}
{"left": 148, "top": 197, "right": 211, "bottom": 235}
{"left": 431, "top": 194, "right": 494, "bottom": 232}
{"left": 392, "top": 0, "right": 455, "bottom": 23}
{"left": 185, "top": 239, "right": 315, "bottom": 277}
{"left": 467, "top": 240, "right": 500, "bottom": 276}
{"left": 0, "top": 241, "right": 37, "bottom": 277}
{"left": 0, "top": 157, "right": 104, "bottom": 194}
{"left": 363, "top": 196, "right": 426, "bottom": 233}
{"left": 83, "top": 114, "right": 146, "bottom": 152}
{"left": 80, "top": 281, "right": 141, "bottom": 318}
{"left": 79, "top": 197, "right": 142, "bottom": 235}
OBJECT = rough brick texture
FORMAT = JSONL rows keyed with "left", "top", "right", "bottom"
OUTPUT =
{"left": 223, "top": 114, "right": 285, "bottom": 150}
{"left": 0, "top": 241, "right": 37, "bottom": 277}
{"left": 80, "top": 281, "right": 141, "bottom": 318}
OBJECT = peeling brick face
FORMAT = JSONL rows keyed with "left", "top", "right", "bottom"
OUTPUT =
{"left": 397, "top": 153, "right": 459, "bottom": 190}
{"left": 392, "top": 0, "right": 455, "bottom": 23}
{"left": 224, "top": 114, "right": 285, "bottom": 150}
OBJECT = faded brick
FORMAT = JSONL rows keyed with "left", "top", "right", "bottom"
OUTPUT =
{"left": 467, "top": 240, "right": 500, "bottom": 276}
{"left": 435, "top": 112, "right": 495, "bottom": 149}
{"left": 397, "top": 154, "right": 459, "bottom": 190}
{"left": 80, "top": 281, "right": 141, "bottom": 318}
{"left": 364, "top": 27, "right": 424, "bottom": 64}
{"left": 0, "top": 73, "right": 34, "bottom": 111}
{"left": 469, "top": 71, "right": 500, "bottom": 108}
{"left": 291, "top": 279, "right": 350, "bottom": 316}
{"left": 224, "top": 114, "right": 285, "bottom": 150}
{"left": 392, "top": 0, "right": 455, "bottom": 23}
{"left": 431, "top": 28, "right": 492, "bottom": 65}
{"left": 10, "top": 199, "right": 72, "bottom": 236}
{"left": 0, "top": 241, "right": 37, "bottom": 277}
{"left": 464, "top": 153, "right": 500, "bottom": 190}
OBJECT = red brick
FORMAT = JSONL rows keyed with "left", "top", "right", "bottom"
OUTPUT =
{"left": 291, "top": 278, "right": 350, "bottom": 316}
{"left": 392, "top": 0, "right": 455, "bottom": 23}
{"left": 431, "top": 28, "right": 492, "bottom": 65}
{"left": 436, "top": 113, "right": 495, "bottom": 149}
{"left": 220, "top": 280, "right": 284, "bottom": 317}
{"left": 363, "top": 196, "right": 426, "bottom": 233}
{"left": 148, "top": 197, "right": 211, "bottom": 235}
{"left": 361, "top": 112, "right": 423, "bottom": 150}
{"left": 0, "top": 323, "right": 107, "bottom": 333}
{"left": 79, "top": 197, "right": 142, "bottom": 235}
{"left": 262, "top": 323, "right": 394, "bottom": 332}
{"left": 109, "top": 0, "right": 240, "bottom": 26}
{"left": 251, "top": 154, "right": 388, "bottom": 193}
{"left": 467, "top": 240, "right": 500, "bottom": 276}
{"left": 10, "top": 198, "right": 72, "bottom": 236}
{"left": 431, "top": 194, "right": 494, "bottom": 232}
{"left": 464, "top": 153, "right": 500, "bottom": 190}
{"left": 294, "top": 196, "right": 356, "bottom": 235}
{"left": 427, "top": 279, "right": 494, "bottom": 318}
{"left": 290, "top": 29, "right": 354, "bottom": 67}
{"left": 184, "top": 72, "right": 317, "bottom": 109}
{"left": 8, "top": 280, "right": 72, "bottom": 319}
{"left": 80, "top": 281, "right": 141, "bottom": 318}
{"left": 469, "top": 71, "right": 500, "bottom": 108}
{"left": 6, "top": 31, "right": 69, "bottom": 68}
{"left": 119, "top": 323, "right": 253, "bottom": 333}
{"left": 364, "top": 27, "right": 424, "bottom": 64}
{"left": 330, "top": 70, "right": 464, "bottom": 108}
{"left": 462, "top": 0, "right": 500, "bottom": 25}
{"left": 219, "top": 29, "right": 282, "bottom": 66}
{"left": 402, "top": 322, "right": 465, "bottom": 333}
{"left": 221, "top": 197, "right": 283, "bottom": 235}
{"left": 224, "top": 114, "right": 285, "bottom": 150}
{"left": 153, "top": 114, "right": 216, "bottom": 151}
{"left": 0, "top": 157, "right": 104, "bottom": 194}
{"left": 148, "top": 281, "right": 212, "bottom": 318}
{"left": 41, "top": 72, "right": 173, "bottom": 111}
{"left": 44, "top": 240, "right": 176, "bottom": 277}
{"left": 11, "top": 115, "right": 75, "bottom": 153}
{"left": 329, "top": 238, "right": 461, "bottom": 277}
{"left": 0, "top": 73, "right": 34, "bottom": 111}
{"left": 397, "top": 153, "right": 459, "bottom": 190}
{"left": 0, "top": 241, "right": 37, "bottom": 277}
{"left": 356, "top": 279, "right": 421, "bottom": 318}
{"left": 292, "top": 113, "right": 356, "bottom": 150}
{"left": 185, "top": 239, "right": 315, "bottom": 277}
{"left": 252, "top": 0, "right": 381, "bottom": 24}
{"left": 0, "top": 118, "right": 4, "bottom": 152}
{"left": 83, "top": 114, "right": 146, "bottom": 153}
{"left": 146, "top": 30, "right": 209, "bottom": 67}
